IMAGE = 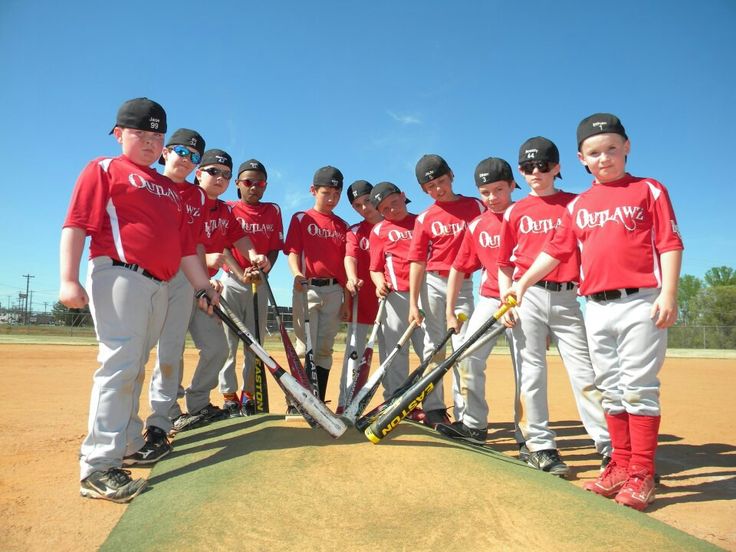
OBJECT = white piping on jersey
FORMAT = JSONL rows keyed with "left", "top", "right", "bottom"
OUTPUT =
{"left": 99, "top": 159, "right": 126, "bottom": 262}
{"left": 651, "top": 231, "right": 662, "bottom": 287}
{"left": 106, "top": 198, "right": 126, "bottom": 262}
{"left": 646, "top": 180, "right": 662, "bottom": 201}
{"left": 567, "top": 195, "right": 582, "bottom": 214}
{"left": 503, "top": 203, "right": 517, "bottom": 221}
{"left": 417, "top": 211, "right": 427, "bottom": 224}
{"left": 372, "top": 221, "right": 384, "bottom": 236}
{"left": 468, "top": 217, "right": 481, "bottom": 233}
{"left": 386, "top": 254, "right": 399, "bottom": 290}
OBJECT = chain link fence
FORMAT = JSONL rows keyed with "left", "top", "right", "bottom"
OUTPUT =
{"left": 1, "top": 312, "right": 734, "bottom": 351}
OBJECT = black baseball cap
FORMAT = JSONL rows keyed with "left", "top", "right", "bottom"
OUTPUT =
{"left": 370, "top": 181, "right": 411, "bottom": 208}
{"left": 200, "top": 149, "right": 233, "bottom": 169}
{"left": 313, "top": 165, "right": 344, "bottom": 188}
{"left": 577, "top": 113, "right": 628, "bottom": 150}
{"left": 346, "top": 180, "right": 373, "bottom": 204}
{"left": 415, "top": 154, "right": 451, "bottom": 185}
{"left": 109, "top": 97, "right": 166, "bottom": 134}
{"left": 518, "top": 137, "right": 562, "bottom": 179}
{"left": 474, "top": 157, "right": 520, "bottom": 189}
{"left": 237, "top": 159, "right": 268, "bottom": 179}
{"left": 158, "top": 128, "right": 205, "bottom": 165}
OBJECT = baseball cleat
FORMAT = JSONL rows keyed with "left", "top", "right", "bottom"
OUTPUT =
{"left": 584, "top": 461, "right": 628, "bottom": 498}
{"left": 223, "top": 400, "right": 242, "bottom": 418}
{"left": 436, "top": 421, "right": 488, "bottom": 445}
{"left": 614, "top": 469, "right": 656, "bottom": 511}
{"left": 80, "top": 468, "right": 148, "bottom": 503}
{"left": 123, "top": 426, "right": 172, "bottom": 466}
{"left": 423, "top": 408, "right": 451, "bottom": 429}
{"left": 527, "top": 449, "right": 570, "bottom": 478}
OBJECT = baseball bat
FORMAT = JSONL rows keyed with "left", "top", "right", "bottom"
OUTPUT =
{"left": 339, "top": 295, "right": 360, "bottom": 412}
{"left": 301, "top": 286, "right": 319, "bottom": 398}
{"left": 364, "top": 297, "right": 516, "bottom": 443}
{"left": 258, "top": 270, "right": 318, "bottom": 427}
{"left": 342, "top": 316, "right": 420, "bottom": 425}
{"left": 251, "top": 280, "right": 269, "bottom": 413}
{"left": 195, "top": 290, "right": 346, "bottom": 438}
{"left": 355, "top": 312, "right": 468, "bottom": 431}
{"left": 344, "top": 297, "right": 386, "bottom": 406}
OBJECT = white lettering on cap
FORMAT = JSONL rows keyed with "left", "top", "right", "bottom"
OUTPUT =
{"left": 149, "top": 117, "right": 160, "bottom": 130}
{"left": 479, "top": 172, "right": 489, "bottom": 183}
{"left": 189, "top": 137, "right": 198, "bottom": 146}
{"left": 592, "top": 121, "right": 608, "bottom": 131}
{"left": 525, "top": 149, "right": 538, "bottom": 159}
{"left": 216, "top": 156, "right": 227, "bottom": 164}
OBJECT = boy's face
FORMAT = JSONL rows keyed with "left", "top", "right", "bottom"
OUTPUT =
{"left": 114, "top": 127, "right": 165, "bottom": 167}
{"left": 376, "top": 192, "right": 408, "bottom": 221}
{"left": 311, "top": 185, "right": 341, "bottom": 212}
{"left": 519, "top": 160, "right": 560, "bottom": 195}
{"left": 197, "top": 164, "right": 232, "bottom": 199}
{"left": 578, "top": 134, "right": 630, "bottom": 183}
{"left": 351, "top": 195, "right": 382, "bottom": 224}
{"left": 421, "top": 173, "right": 454, "bottom": 201}
{"left": 162, "top": 145, "right": 199, "bottom": 183}
{"left": 477, "top": 180, "right": 514, "bottom": 213}
{"left": 236, "top": 170, "right": 267, "bottom": 205}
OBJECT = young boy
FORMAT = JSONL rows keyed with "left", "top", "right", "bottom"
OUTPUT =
{"left": 337, "top": 180, "right": 386, "bottom": 412}
{"left": 60, "top": 98, "right": 217, "bottom": 503}
{"left": 437, "top": 157, "right": 519, "bottom": 444}
{"left": 506, "top": 114, "right": 682, "bottom": 510}
{"left": 284, "top": 166, "right": 350, "bottom": 401}
{"left": 408, "top": 154, "right": 485, "bottom": 427}
{"left": 130, "top": 128, "right": 207, "bottom": 464}
{"left": 218, "top": 159, "right": 283, "bottom": 416}
{"left": 497, "top": 137, "right": 610, "bottom": 477}
{"left": 179, "top": 150, "right": 269, "bottom": 424}
{"left": 369, "top": 182, "right": 426, "bottom": 403}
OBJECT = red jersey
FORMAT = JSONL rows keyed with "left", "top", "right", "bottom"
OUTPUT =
{"left": 346, "top": 220, "right": 379, "bottom": 324}
{"left": 63, "top": 155, "right": 195, "bottom": 281}
{"left": 227, "top": 201, "right": 284, "bottom": 271}
{"left": 408, "top": 196, "right": 486, "bottom": 272}
{"left": 453, "top": 210, "right": 505, "bottom": 298}
{"left": 544, "top": 175, "right": 683, "bottom": 296}
{"left": 369, "top": 214, "right": 417, "bottom": 292}
{"left": 200, "top": 197, "right": 247, "bottom": 276}
{"left": 498, "top": 191, "right": 580, "bottom": 283}
{"left": 176, "top": 181, "right": 207, "bottom": 244}
{"left": 284, "top": 208, "right": 349, "bottom": 285}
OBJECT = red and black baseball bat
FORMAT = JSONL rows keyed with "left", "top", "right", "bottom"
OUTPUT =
{"left": 196, "top": 290, "right": 346, "bottom": 438}
{"left": 364, "top": 298, "right": 516, "bottom": 443}
{"left": 344, "top": 297, "right": 386, "bottom": 407}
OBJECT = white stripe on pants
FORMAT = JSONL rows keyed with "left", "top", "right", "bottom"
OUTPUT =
{"left": 511, "top": 285, "right": 610, "bottom": 454}
{"left": 80, "top": 258, "right": 168, "bottom": 479}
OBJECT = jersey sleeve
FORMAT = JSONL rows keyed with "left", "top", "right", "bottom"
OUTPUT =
{"left": 407, "top": 214, "right": 430, "bottom": 263}
{"left": 224, "top": 204, "right": 247, "bottom": 246}
{"left": 283, "top": 212, "right": 303, "bottom": 255}
{"left": 452, "top": 228, "right": 481, "bottom": 274}
{"left": 346, "top": 227, "right": 360, "bottom": 258}
{"left": 497, "top": 207, "right": 516, "bottom": 268}
{"left": 648, "top": 181, "right": 684, "bottom": 253}
{"left": 269, "top": 204, "right": 285, "bottom": 252}
{"left": 63, "top": 158, "right": 112, "bottom": 234}
{"left": 369, "top": 225, "right": 386, "bottom": 272}
{"left": 543, "top": 207, "right": 577, "bottom": 262}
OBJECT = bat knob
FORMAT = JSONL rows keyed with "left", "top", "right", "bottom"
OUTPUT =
{"left": 350, "top": 352, "right": 358, "bottom": 360}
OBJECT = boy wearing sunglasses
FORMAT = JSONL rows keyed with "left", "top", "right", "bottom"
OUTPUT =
{"left": 177, "top": 150, "right": 270, "bottom": 426}
{"left": 122, "top": 129, "right": 208, "bottom": 463}
{"left": 218, "top": 159, "right": 283, "bottom": 416}
{"left": 505, "top": 114, "right": 682, "bottom": 511}
{"left": 60, "top": 98, "right": 218, "bottom": 502}
{"left": 284, "top": 166, "right": 351, "bottom": 402}
{"left": 497, "top": 137, "right": 610, "bottom": 477}
{"left": 408, "top": 154, "right": 486, "bottom": 428}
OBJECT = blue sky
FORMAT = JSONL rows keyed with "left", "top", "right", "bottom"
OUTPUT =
{"left": 1, "top": 0, "right": 734, "bottom": 311}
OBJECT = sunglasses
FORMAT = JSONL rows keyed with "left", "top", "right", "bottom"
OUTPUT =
{"left": 519, "top": 160, "right": 553, "bottom": 175}
{"left": 170, "top": 145, "right": 202, "bottom": 164}
{"left": 237, "top": 178, "right": 267, "bottom": 188}
{"left": 201, "top": 167, "right": 232, "bottom": 180}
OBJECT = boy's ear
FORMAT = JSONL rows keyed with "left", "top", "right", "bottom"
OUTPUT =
{"left": 113, "top": 126, "right": 123, "bottom": 144}
{"left": 624, "top": 139, "right": 631, "bottom": 155}
{"left": 310, "top": 185, "right": 317, "bottom": 196}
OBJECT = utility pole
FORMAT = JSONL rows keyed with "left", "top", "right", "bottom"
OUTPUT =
{"left": 22, "top": 274, "right": 34, "bottom": 324}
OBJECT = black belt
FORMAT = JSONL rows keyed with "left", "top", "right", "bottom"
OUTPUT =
{"left": 310, "top": 277, "right": 338, "bottom": 287}
{"left": 588, "top": 288, "right": 639, "bottom": 302}
{"left": 534, "top": 280, "right": 576, "bottom": 292}
{"left": 112, "top": 259, "right": 163, "bottom": 283}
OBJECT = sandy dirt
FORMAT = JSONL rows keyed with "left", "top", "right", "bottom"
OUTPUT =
{"left": 0, "top": 343, "right": 733, "bottom": 551}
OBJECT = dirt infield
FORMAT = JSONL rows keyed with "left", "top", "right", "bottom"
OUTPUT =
{"left": 0, "top": 343, "right": 733, "bottom": 550}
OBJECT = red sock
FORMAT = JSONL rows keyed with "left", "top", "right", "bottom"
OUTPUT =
{"left": 605, "top": 411, "right": 631, "bottom": 468}
{"left": 628, "top": 414, "right": 661, "bottom": 475}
